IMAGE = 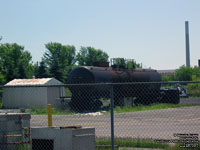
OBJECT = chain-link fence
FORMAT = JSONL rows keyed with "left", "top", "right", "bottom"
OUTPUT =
{"left": 0, "top": 81, "right": 200, "bottom": 149}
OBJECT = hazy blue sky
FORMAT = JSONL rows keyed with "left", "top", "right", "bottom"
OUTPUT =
{"left": 0, "top": 0, "right": 200, "bottom": 69}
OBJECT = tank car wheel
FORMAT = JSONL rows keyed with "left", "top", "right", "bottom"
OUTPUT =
{"left": 171, "top": 91, "right": 180, "bottom": 104}
{"left": 159, "top": 89, "right": 180, "bottom": 104}
{"left": 92, "top": 100, "right": 103, "bottom": 111}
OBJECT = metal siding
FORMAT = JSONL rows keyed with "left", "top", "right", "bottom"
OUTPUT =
{"left": 47, "top": 87, "right": 61, "bottom": 106}
{"left": 2, "top": 87, "right": 47, "bottom": 108}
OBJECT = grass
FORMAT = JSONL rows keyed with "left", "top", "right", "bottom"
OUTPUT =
{"left": 113, "top": 103, "right": 199, "bottom": 114}
{"left": 23, "top": 103, "right": 199, "bottom": 115}
{"left": 186, "top": 83, "right": 200, "bottom": 97}
{"left": 96, "top": 138, "right": 200, "bottom": 150}
{"left": 188, "top": 88, "right": 200, "bottom": 97}
{"left": 96, "top": 138, "right": 168, "bottom": 149}
{"left": 0, "top": 99, "right": 3, "bottom": 109}
{"left": 17, "top": 144, "right": 31, "bottom": 150}
{"left": 25, "top": 106, "right": 74, "bottom": 115}
{"left": 11, "top": 137, "right": 200, "bottom": 150}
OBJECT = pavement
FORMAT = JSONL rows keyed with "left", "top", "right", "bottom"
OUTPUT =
{"left": 179, "top": 97, "right": 200, "bottom": 104}
{"left": 31, "top": 105, "right": 200, "bottom": 140}
{"left": 1, "top": 98, "right": 200, "bottom": 139}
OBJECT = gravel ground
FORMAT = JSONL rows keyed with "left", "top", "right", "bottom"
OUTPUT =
{"left": 1, "top": 98, "right": 200, "bottom": 139}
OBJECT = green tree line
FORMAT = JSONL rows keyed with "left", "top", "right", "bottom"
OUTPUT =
{"left": 1, "top": 41, "right": 199, "bottom": 85}
{"left": 162, "top": 65, "right": 200, "bottom": 81}
{"left": 162, "top": 66, "right": 200, "bottom": 97}
{"left": 0, "top": 42, "right": 142, "bottom": 84}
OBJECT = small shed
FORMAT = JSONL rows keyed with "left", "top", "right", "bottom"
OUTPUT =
{"left": 3, "top": 78, "right": 66, "bottom": 108}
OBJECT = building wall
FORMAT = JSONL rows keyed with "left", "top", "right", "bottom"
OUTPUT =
{"left": 47, "top": 87, "right": 66, "bottom": 106}
{"left": 3, "top": 87, "right": 47, "bottom": 108}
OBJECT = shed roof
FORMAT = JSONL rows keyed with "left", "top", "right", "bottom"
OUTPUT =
{"left": 5, "top": 78, "right": 63, "bottom": 86}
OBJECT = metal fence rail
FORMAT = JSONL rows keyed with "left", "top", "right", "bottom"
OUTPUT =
{"left": 0, "top": 81, "right": 200, "bottom": 149}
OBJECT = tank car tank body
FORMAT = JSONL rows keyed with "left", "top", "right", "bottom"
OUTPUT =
{"left": 67, "top": 64, "right": 172, "bottom": 111}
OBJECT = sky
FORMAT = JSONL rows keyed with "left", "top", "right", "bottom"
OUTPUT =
{"left": 0, "top": 0, "right": 200, "bottom": 70}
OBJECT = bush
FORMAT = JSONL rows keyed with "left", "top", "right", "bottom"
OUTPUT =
{"left": 0, "top": 89, "right": 3, "bottom": 108}
{"left": 187, "top": 83, "right": 200, "bottom": 97}
{"left": 0, "top": 99, "right": 2, "bottom": 108}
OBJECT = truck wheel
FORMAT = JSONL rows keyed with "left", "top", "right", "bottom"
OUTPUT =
{"left": 160, "top": 89, "right": 180, "bottom": 104}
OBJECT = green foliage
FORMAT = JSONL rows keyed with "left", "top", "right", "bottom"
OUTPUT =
{"left": 34, "top": 60, "right": 49, "bottom": 78}
{"left": 0, "top": 43, "right": 34, "bottom": 82}
{"left": 0, "top": 72, "right": 5, "bottom": 84}
{"left": 0, "top": 99, "right": 2, "bottom": 108}
{"left": 0, "top": 87, "right": 3, "bottom": 108}
{"left": 113, "top": 104, "right": 198, "bottom": 113}
{"left": 126, "top": 60, "right": 142, "bottom": 68}
{"left": 112, "top": 58, "right": 142, "bottom": 69}
{"left": 26, "top": 106, "right": 74, "bottom": 115}
{"left": 162, "top": 66, "right": 200, "bottom": 82}
{"left": 43, "top": 42, "right": 76, "bottom": 82}
{"left": 76, "top": 46, "right": 109, "bottom": 66}
{"left": 26, "top": 104, "right": 197, "bottom": 115}
{"left": 96, "top": 138, "right": 168, "bottom": 149}
{"left": 176, "top": 65, "right": 193, "bottom": 81}
{"left": 162, "top": 73, "right": 177, "bottom": 81}
{"left": 187, "top": 83, "right": 200, "bottom": 97}
{"left": 17, "top": 144, "right": 31, "bottom": 150}
{"left": 161, "top": 66, "right": 200, "bottom": 97}
{"left": 96, "top": 138, "right": 200, "bottom": 150}
{"left": 65, "top": 88, "right": 72, "bottom": 97}
{"left": 0, "top": 40, "right": 145, "bottom": 84}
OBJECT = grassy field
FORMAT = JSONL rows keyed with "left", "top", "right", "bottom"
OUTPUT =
{"left": 113, "top": 103, "right": 198, "bottom": 114}
{"left": 96, "top": 138, "right": 168, "bottom": 149}
{"left": 96, "top": 138, "right": 200, "bottom": 150}
{"left": 8, "top": 137, "right": 200, "bottom": 150}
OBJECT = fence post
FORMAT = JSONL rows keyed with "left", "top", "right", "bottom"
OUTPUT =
{"left": 48, "top": 104, "right": 52, "bottom": 127}
{"left": 110, "top": 84, "right": 114, "bottom": 150}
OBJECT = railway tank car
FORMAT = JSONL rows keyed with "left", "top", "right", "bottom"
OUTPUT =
{"left": 67, "top": 60, "right": 179, "bottom": 112}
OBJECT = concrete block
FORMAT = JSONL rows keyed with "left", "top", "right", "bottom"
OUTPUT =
{"left": 31, "top": 127, "right": 95, "bottom": 150}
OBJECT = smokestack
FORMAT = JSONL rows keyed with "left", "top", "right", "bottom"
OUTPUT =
{"left": 185, "top": 21, "right": 190, "bottom": 67}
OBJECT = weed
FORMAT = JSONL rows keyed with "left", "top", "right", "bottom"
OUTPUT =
{"left": 113, "top": 104, "right": 199, "bottom": 114}
{"left": 96, "top": 138, "right": 200, "bottom": 150}
{"left": 26, "top": 106, "right": 74, "bottom": 115}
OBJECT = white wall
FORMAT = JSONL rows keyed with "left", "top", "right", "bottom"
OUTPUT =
{"left": 47, "top": 86, "right": 66, "bottom": 106}
{"left": 47, "top": 87, "right": 59, "bottom": 106}
{"left": 3, "top": 87, "right": 47, "bottom": 108}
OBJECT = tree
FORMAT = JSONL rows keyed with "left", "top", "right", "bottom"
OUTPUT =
{"left": 0, "top": 43, "right": 34, "bottom": 82}
{"left": 76, "top": 46, "right": 109, "bottom": 66}
{"left": 192, "top": 66, "right": 200, "bottom": 79}
{"left": 0, "top": 72, "right": 5, "bottom": 84}
{"left": 176, "top": 66, "right": 193, "bottom": 81}
{"left": 43, "top": 42, "right": 76, "bottom": 82}
{"left": 161, "top": 73, "right": 177, "bottom": 81}
{"left": 126, "top": 60, "right": 142, "bottom": 68}
{"left": 111, "top": 58, "right": 142, "bottom": 69}
{"left": 34, "top": 60, "right": 49, "bottom": 78}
